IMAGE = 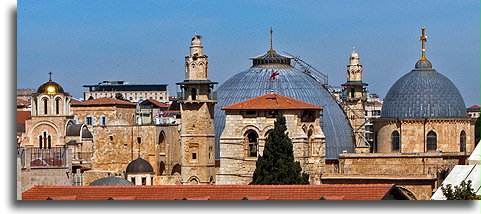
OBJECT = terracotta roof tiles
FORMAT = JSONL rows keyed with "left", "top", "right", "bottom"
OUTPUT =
{"left": 72, "top": 97, "right": 135, "bottom": 106}
{"left": 221, "top": 93, "right": 322, "bottom": 110}
{"left": 16, "top": 99, "right": 30, "bottom": 107}
{"left": 22, "top": 184, "right": 401, "bottom": 200}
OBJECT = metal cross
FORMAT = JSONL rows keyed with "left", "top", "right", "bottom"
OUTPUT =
{"left": 48, "top": 72, "right": 52, "bottom": 81}
{"left": 268, "top": 27, "right": 275, "bottom": 54}
{"left": 420, "top": 27, "right": 428, "bottom": 60}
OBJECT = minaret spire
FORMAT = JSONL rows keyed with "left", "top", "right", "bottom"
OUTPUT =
{"left": 419, "top": 27, "right": 428, "bottom": 61}
{"left": 267, "top": 27, "right": 276, "bottom": 54}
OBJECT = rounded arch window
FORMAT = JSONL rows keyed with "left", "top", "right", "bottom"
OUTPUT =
{"left": 55, "top": 98, "right": 61, "bottom": 114}
{"left": 158, "top": 161, "right": 165, "bottom": 176}
{"left": 460, "top": 130, "right": 466, "bottom": 152}
{"left": 158, "top": 131, "right": 166, "bottom": 153}
{"left": 391, "top": 130, "right": 400, "bottom": 152}
{"left": 188, "top": 177, "right": 199, "bottom": 185}
{"left": 42, "top": 97, "right": 48, "bottom": 115}
{"left": 245, "top": 130, "right": 258, "bottom": 157}
{"left": 427, "top": 131, "right": 437, "bottom": 151}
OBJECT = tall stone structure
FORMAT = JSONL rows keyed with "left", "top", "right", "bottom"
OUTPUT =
{"left": 21, "top": 74, "right": 74, "bottom": 148}
{"left": 177, "top": 35, "right": 218, "bottom": 185}
{"left": 341, "top": 51, "right": 369, "bottom": 152}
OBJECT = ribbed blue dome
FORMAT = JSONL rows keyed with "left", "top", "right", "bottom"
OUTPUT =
{"left": 215, "top": 52, "right": 353, "bottom": 160}
{"left": 381, "top": 61, "right": 467, "bottom": 118}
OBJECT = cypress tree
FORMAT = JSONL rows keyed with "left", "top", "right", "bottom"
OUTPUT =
{"left": 250, "top": 114, "right": 309, "bottom": 185}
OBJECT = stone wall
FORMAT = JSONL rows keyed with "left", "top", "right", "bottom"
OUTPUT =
{"left": 328, "top": 152, "right": 469, "bottom": 200}
{"left": 374, "top": 118, "right": 475, "bottom": 153}
{"left": 218, "top": 109, "right": 325, "bottom": 185}
{"left": 87, "top": 124, "right": 181, "bottom": 185}
{"left": 71, "top": 105, "right": 136, "bottom": 125}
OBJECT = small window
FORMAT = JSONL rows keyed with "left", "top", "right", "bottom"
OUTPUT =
{"left": 246, "top": 110, "right": 256, "bottom": 115}
{"left": 391, "top": 131, "right": 400, "bottom": 152}
{"left": 246, "top": 131, "right": 258, "bottom": 157}
{"left": 55, "top": 98, "right": 60, "bottom": 114}
{"left": 460, "top": 130, "right": 466, "bottom": 152}
{"left": 192, "top": 153, "right": 197, "bottom": 160}
{"left": 427, "top": 131, "right": 437, "bottom": 151}
{"left": 43, "top": 98, "right": 48, "bottom": 115}
{"left": 191, "top": 88, "right": 197, "bottom": 100}
{"left": 86, "top": 116, "right": 93, "bottom": 125}
{"left": 268, "top": 110, "right": 278, "bottom": 118}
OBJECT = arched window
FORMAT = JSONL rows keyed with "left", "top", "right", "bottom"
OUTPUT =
{"left": 43, "top": 98, "right": 48, "bottom": 115}
{"left": 55, "top": 98, "right": 60, "bottom": 114}
{"left": 47, "top": 135, "right": 51, "bottom": 149}
{"left": 118, "top": 113, "right": 122, "bottom": 119}
{"left": 158, "top": 161, "right": 165, "bottom": 175}
{"left": 159, "top": 131, "right": 166, "bottom": 154}
{"left": 100, "top": 115, "right": 107, "bottom": 125}
{"left": 245, "top": 130, "right": 258, "bottom": 157}
{"left": 460, "top": 130, "right": 466, "bottom": 152}
{"left": 39, "top": 135, "right": 43, "bottom": 149}
{"left": 171, "top": 164, "right": 181, "bottom": 175}
{"left": 391, "top": 131, "right": 400, "bottom": 152}
{"left": 427, "top": 131, "right": 437, "bottom": 151}
{"left": 191, "top": 88, "right": 197, "bottom": 100}
{"left": 85, "top": 115, "right": 93, "bottom": 126}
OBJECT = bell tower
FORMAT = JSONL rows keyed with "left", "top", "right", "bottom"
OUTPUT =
{"left": 341, "top": 51, "right": 369, "bottom": 153}
{"left": 177, "top": 34, "right": 218, "bottom": 185}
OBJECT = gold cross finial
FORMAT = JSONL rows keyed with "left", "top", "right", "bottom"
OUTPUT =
{"left": 268, "top": 27, "right": 276, "bottom": 54}
{"left": 419, "top": 27, "right": 428, "bottom": 61}
{"left": 48, "top": 72, "right": 53, "bottom": 81}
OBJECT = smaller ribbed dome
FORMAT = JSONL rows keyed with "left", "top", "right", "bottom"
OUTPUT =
{"left": 415, "top": 59, "right": 432, "bottom": 70}
{"left": 89, "top": 176, "right": 133, "bottom": 186}
{"left": 126, "top": 157, "right": 154, "bottom": 174}
{"left": 37, "top": 80, "right": 65, "bottom": 94}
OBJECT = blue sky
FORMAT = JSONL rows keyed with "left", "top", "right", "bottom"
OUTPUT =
{"left": 17, "top": 0, "right": 479, "bottom": 106}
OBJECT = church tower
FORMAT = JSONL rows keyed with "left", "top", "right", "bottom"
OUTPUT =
{"left": 21, "top": 73, "right": 74, "bottom": 148}
{"left": 341, "top": 51, "right": 369, "bottom": 153}
{"left": 177, "top": 35, "right": 218, "bottom": 185}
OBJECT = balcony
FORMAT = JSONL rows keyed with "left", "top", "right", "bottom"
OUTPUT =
{"left": 17, "top": 147, "right": 68, "bottom": 168}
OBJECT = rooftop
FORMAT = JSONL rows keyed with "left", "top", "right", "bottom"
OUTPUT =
{"left": 22, "top": 184, "right": 407, "bottom": 200}
{"left": 71, "top": 97, "right": 135, "bottom": 106}
{"left": 221, "top": 93, "right": 322, "bottom": 111}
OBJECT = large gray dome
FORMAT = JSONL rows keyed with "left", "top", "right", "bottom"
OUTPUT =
{"left": 214, "top": 52, "right": 353, "bottom": 160}
{"left": 381, "top": 60, "right": 467, "bottom": 118}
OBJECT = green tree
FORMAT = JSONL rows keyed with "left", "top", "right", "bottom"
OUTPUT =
{"left": 250, "top": 114, "right": 309, "bottom": 185}
{"left": 441, "top": 180, "right": 477, "bottom": 200}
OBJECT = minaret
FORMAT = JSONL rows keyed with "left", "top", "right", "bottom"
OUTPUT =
{"left": 177, "top": 34, "right": 218, "bottom": 185}
{"left": 341, "top": 50, "right": 369, "bottom": 153}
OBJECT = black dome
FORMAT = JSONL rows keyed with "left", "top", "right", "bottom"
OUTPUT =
{"left": 381, "top": 60, "right": 467, "bottom": 119}
{"left": 89, "top": 176, "right": 133, "bottom": 186}
{"left": 125, "top": 157, "right": 154, "bottom": 174}
{"left": 37, "top": 80, "right": 65, "bottom": 94}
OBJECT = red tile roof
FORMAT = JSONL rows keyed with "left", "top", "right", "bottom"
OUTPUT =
{"left": 22, "top": 184, "right": 401, "bottom": 200}
{"left": 140, "top": 99, "right": 170, "bottom": 108}
{"left": 17, "top": 111, "right": 31, "bottom": 124}
{"left": 70, "top": 99, "right": 82, "bottom": 104}
{"left": 467, "top": 105, "right": 480, "bottom": 110}
{"left": 221, "top": 93, "right": 322, "bottom": 110}
{"left": 72, "top": 97, "right": 135, "bottom": 106}
{"left": 16, "top": 99, "right": 30, "bottom": 107}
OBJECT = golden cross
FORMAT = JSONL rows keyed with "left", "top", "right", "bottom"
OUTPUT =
{"left": 419, "top": 27, "right": 428, "bottom": 60}
{"left": 268, "top": 27, "right": 276, "bottom": 54}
